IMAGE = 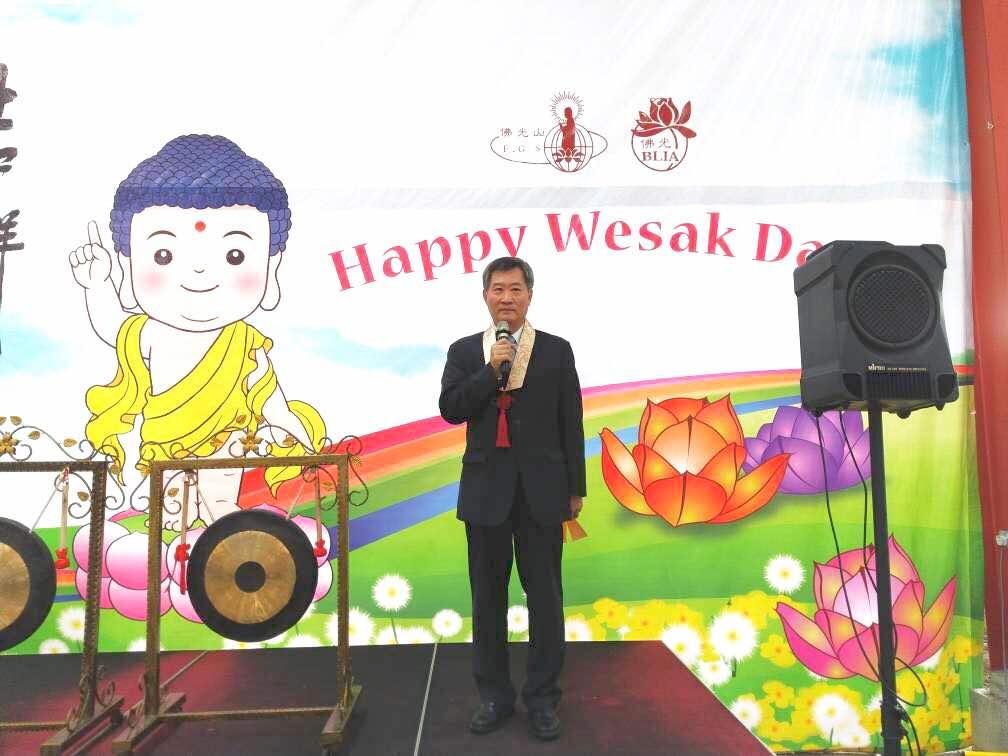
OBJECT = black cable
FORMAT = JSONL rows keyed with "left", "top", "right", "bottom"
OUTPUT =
{"left": 815, "top": 413, "right": 922, "bottom": 755}
{"left": 839, "top": 418, "right": 876, "bottom": 592}
{"left": 838, "top": 414, "right": 931, "bottom": 755}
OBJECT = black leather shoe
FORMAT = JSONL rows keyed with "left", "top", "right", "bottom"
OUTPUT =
{"left": 469, "top": 702, "right": 514, "bottom": 734}
{"left": 528, "top": 707, "right": 561, "bottom": 740}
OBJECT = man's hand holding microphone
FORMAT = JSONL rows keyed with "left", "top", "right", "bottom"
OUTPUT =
{"left": 489, "top": 320, "right": 517, "bottom": 383}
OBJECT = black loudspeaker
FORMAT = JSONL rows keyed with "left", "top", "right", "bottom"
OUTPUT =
{"left": 793, "top": 240, "right": 958, "bottom": 416}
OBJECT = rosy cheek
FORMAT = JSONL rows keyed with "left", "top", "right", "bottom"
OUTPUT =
{"left": 235, "top": 272, "right": 265, "bottom": 295}
{"left": 137, "top": 271, "right": 166, "bottom": 293}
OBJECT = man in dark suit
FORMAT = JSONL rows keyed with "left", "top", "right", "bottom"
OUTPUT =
{"left": 439, "top": 256, "right": 586, "bottom": 741}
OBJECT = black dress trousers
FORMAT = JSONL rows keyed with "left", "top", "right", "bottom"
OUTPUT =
{"left": 465, "top": 471, "right": 565, "bottom": 712}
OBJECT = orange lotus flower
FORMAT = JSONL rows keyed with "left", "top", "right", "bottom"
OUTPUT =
{"left": 600, "top": 396, "right": 789, "bottom": 526}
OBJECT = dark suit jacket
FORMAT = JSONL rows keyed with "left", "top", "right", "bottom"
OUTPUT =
{"left": 439, "top": 329, "right": 587, "bottom": 526}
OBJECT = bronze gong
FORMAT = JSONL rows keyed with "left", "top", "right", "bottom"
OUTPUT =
{"left": 0, "top": 517, "right": 57, "bottom": 651}
{"left": 186, "top": 509, "right": 318, "bottom": 642}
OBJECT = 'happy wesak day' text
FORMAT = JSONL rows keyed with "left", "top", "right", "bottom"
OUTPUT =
{"left": 327, "top": 211, "right": 822, "bottom": 291}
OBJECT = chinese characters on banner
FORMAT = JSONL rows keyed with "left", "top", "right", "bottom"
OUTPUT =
{"left": 0, "top": 63, "right": 23, "bottom": 354}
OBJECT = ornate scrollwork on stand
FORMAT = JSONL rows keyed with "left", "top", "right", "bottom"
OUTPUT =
{"left": 0, "top": 417, "right": 127, "bottom": 513}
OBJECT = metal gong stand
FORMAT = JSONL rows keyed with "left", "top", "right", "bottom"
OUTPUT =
{"left": 113, "top": 433, "right": 361, "bottom": 754}
{"left": 0, "top": 420, "right": 126, "bottom": 755}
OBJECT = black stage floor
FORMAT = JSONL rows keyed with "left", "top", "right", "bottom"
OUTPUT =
{"left": 0, "top": 642, "right": 770, "bottom": 755}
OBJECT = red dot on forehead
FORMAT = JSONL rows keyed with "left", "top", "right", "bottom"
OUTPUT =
{"left": 195, "top": 221, "right": 206, "bottom": 232}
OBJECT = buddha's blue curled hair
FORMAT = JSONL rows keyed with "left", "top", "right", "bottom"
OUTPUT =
{"left": 110, "top": 134, "right": 291, "bottom": 256}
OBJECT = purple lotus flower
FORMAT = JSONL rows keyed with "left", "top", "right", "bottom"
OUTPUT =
{"left": 743, "top": 406, "right": 870, "bottom": 494}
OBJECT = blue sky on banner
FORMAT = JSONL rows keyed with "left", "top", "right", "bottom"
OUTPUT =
{"left": 870, "top": 1, "right": 969, "bottom": 189}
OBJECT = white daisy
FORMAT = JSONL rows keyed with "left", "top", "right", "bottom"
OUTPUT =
{"left": 708, "top": 611, "right": 758, "bottom": 662}
{"left": 564, "top": 618, "right": 593, "bottom": 642}
{"left": 223, "top": 639, "right": 263, "bottom": 650}
{"left": 324, "top": 612, "right": 341, "bottom": 645}
{"left": 372, "top": 574, "right": 412, "bottom": 612}
{"left": 300, "top": 601, "right": 316, "bottom": 621}
{"left": 39, "top": 639, "right": 70, "bottom": 654}
{"left": 286, "top": 634, "right": 322, "bottom": 648}
{"left": 729, "top": 696, "right": 762, "bottom": 730}
{"left": 126, "top": 638, "right": 164, "bottom": 652}
{"left": 506, "top": 605, "right": 529, "bottom": 634}
{"left": 696, "top": 658, "right": 732, "bottom": 687}
{"left": 349, "top": 608, "right": 375, "bottom": 645}
{"left": 661, "top": 624, "right": 703, "bottom": 667}
{"left": 867, "top": 692, "right": 883, "bottom": 711}
{"left": 917, "top": 649, "right": 942, "bottom": 670}
{"left": 811, "top": 693, "right": 858, "bottom": 738}
{"left": 764, "top": 554, "right": 805, "bottom": 594}
{"left": 374, "top": 626, "right": 398, "bottom": 645}
{"left": 834, "top": 724, "right": 872, "bottom": 748}
{"left": 57, "top": 607, "right": 86, "bottom": 643}
{"left": 399, "top": 626, "right": 436, "bottom": 645}
{"left": 432, "top": 609, "right": 463, "bottom": 639}
{"left": 263, "top": 630, "right": 289, "bottom": 645}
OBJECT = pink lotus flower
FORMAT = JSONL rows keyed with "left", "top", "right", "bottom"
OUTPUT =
{"left": 73, "top": 522, "right": 169, "bottom": 619}
{"left": 74, "top": 504, "right": 333, "bottom": 624}
{"left": 776, "top": 537, "right": 956, "bottom": 681}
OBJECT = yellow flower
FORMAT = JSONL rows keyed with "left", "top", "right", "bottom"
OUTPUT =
{"left": 729, "top": 592, "right": 772, "bottom": 629}
{"left": 756, "top": 716, "right": 792, "bottom": 742}
{"left": 588, "top": 618, "right": 607, "bottom": 641}
{"left": 925, "top": 735, "right": 945, "bottom": 753}
{"left": 239, "top": 432, "right": 263, "bottom": 454}
{"left": 700, "top": 640, "right": 719, "bottom": 662}
{"left": 910, "top": 706, "right": 935, "bottom": 738}
{"left": 936, "top": 667, "right": 960, "bottom": 693}
{"left": 760, "top": 634, "right": 797, "bottom": 668}
{"left": 864, "top": 708, "right": 881, "bottom": 732}
{"left": 664, "top": 602, "right": 704, "bottom": 631}
{"left": 625, "top": 604, "right": 664, "bottom": 640}
{"left": 961, "top": 711, "right": 972, "bottom": 738}
{"left": 767, "top": 745, "right": 788, "bottom": 754}
{"left": 0, "top": 432, "right": 16, "bottom": 457}
{"left": 921, "top": 672, "right": 945, "bottom": 702}
{"left": 932, "top": 701, "right": 961, "bottom": 731}
{"left": 947, "top": 635, "right": 982, "bottom": 665}
{"left": 896, "top": 671, "right": 923, "bottom": 704}
{"left": 793, "top": 685, "right": 820, "bottom": 713}
{"left": 788, "top": 709, "right": 818, "bottom": 741}
{"left": 593, "top": 598, "right": 629, "bottom": 629}
{"left": 762, "top": 681, "right": 795, "bottom": 709}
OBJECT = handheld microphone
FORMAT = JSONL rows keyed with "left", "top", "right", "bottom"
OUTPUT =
{"left": 495, "top": 320, "right": 514, "bottom": 386}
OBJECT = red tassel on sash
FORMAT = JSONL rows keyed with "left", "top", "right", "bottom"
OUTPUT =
{"left": 496, "top": 393, "right": 513, "bottom": 448}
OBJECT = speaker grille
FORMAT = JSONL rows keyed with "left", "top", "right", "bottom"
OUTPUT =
{"left": 848, "top": 265, "right": 935, "bottom": 349}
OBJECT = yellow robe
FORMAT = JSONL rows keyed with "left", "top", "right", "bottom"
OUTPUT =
{"left": 85, "top": 314, "right": 326, "bottom": 495}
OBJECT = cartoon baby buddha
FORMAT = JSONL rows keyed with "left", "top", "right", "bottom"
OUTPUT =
{"left": 69, "top": 134, "right": 325, "bottom": 532}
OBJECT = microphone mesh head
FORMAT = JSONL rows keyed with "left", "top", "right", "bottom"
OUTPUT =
{"left": 495, "top": 320, "right": 510, "bottom": 337}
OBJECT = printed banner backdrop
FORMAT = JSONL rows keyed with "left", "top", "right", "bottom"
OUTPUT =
{"left": 0, "top": 1, "right": 984, "bottom": 752}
